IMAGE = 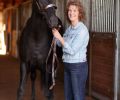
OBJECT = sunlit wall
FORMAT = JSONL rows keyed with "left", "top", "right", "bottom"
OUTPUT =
{"left": 0, "top": 12, "right": 6, "bottom": 55}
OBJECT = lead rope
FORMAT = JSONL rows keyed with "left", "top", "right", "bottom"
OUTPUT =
{"left": 46, "top": 37, "right": 59, "bottom": 90}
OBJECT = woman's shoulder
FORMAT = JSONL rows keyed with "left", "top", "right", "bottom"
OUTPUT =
{"left": 76, "top": 22, "right": 89, "bottom": 36}
{"left": 79, "top": 22, "right": 88, "bottom": 30}
{"left": 78, "top": 22, "right": 88, "bottom": 32}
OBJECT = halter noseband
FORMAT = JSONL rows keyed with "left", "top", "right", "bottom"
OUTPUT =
{"left": 45, "top": 4, "right": 57, "bottom": 9}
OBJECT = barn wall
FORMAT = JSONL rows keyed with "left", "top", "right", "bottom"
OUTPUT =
{"left": 54, "top": 0, "right": 65, "bottom": 26}
{"left": 3, "top": 0, "right": 32, "bottom": 57}
{"left": 18, "top": 1, "right": 32, "bottom": 31}
{"left": 79, "top": 0, "right": 90, "bottom": 29}
{"left": 91, "top": 0, "right": 116, "bottom": 32}
{"left": 3, "top": 6, "right": 19, "bottom": 57}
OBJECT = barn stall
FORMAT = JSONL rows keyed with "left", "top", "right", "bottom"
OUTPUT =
{"left": 2, "top": 0, "right": 120, "bottom": 99}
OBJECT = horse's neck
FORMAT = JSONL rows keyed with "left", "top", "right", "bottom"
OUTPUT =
{"left": 28, "top": 12, "right": 51, "bottom": 36}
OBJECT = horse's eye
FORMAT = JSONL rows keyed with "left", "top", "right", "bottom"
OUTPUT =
{"left": 40, "top": 9, "right": 46, "bottom": 12}
{"left": 54, "top": 6, "right": 57, "bottom": 9}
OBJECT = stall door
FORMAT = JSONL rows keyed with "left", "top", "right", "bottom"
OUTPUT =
{"left": 90, "top": 32, "right": 115, "bottom": 99}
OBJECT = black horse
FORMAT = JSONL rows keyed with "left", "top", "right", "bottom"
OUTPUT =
{"left": 17, "top": 0, "right": 63, "bottom": 100}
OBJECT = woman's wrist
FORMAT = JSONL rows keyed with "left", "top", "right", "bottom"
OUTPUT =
{"left": 59, "top": 36, "right": 65, "bottom": 46}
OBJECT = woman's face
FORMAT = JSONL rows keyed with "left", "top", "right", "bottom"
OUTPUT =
{"left": 68, "top": 5, "right": 79, "bottom": 23}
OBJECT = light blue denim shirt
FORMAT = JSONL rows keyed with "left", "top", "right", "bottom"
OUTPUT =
{"left": 57, "top": 22, "right": 89, "bottom": 63}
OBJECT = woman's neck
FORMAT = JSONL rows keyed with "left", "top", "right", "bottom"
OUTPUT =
{"left": 71, "top": 20, "right": 79, "bottom": 27}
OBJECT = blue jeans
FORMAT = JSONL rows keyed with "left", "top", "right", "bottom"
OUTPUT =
{"left": 64, "top": 62, "right": 88, "bottom": 100}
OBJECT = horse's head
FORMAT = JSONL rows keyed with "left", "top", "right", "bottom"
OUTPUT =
{"left": 34, "top": 0, "right": 60, "bottom": 29}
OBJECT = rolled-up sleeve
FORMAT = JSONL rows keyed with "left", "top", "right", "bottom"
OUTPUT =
{"left": 63, "top": 29, "right": 89, "bottom": 55}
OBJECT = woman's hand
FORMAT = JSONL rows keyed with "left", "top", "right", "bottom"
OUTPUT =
{"left": 52, "top": 28, "right": 62, "bottom": 39}
{"left": 52, "top": 28, "right": 65, "bottom": 46}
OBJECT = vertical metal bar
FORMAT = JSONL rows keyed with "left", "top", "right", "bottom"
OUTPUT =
{"left": 88, "top": 0, "right": 93, "bottom": 96}
{"left": 113, "top": 0, "right": 116, "bottom": 32}
{"left": 95, "top": 0, "right": 97, "bottom": 31}
{"left": 101, "top": 0, "right": 103, "bottom": 32}
{"left": 114, "top": 0, "right": 119, "bottom": 99}
{"left": 93, "top": 0, "right": 95, "bottom": 32}
{"left": 97, "top": 0, "right": 99, "bottom": 32}
{"left": 103, "top": 0, "right": 105, "bottom": 32}
{"left": 98, "top": 0, "right": 100, "bottom": 32}
{"left": 110, "top": 0, "right": 113, "bottom": 32}
{"left": 111, "top": 0, "right": 113, "bottom": 32}
{"left": 101, "top": 0, "right": 104, "bottom": 32}
{"left": 106, "top": 0, "right": 108, "bottom": 32}
{"left": 110, "top": 0, "right": 112, "bottom": 32}
{"left": 104, "top": 0, "right": 107, "bottom": 32}
{"left": 107, "top": 0, "right": 109, "bottom": 32}
{"left": 102, "top": 0, "right": 105, "bottom": 32}
{"left": 96, "top": 0, "right": 98, "bottom": 31}
{"left": 92, "top": 0, "right": 94, "bottom": 31}
{"left": 92, "top": 0, "right": 95, "bottom": 31}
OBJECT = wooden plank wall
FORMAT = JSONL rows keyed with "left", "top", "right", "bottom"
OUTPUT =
{"left": 90, "top": 32, "right": 115, "bottom": 99}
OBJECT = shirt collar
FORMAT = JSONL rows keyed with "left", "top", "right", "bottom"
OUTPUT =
{"left": 70, "top": 22, "right": 82, "bottom": 30}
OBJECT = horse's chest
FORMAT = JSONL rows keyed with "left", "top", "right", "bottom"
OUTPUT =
{"left": 27, "top": 40, "right": 50, "bottom": 62}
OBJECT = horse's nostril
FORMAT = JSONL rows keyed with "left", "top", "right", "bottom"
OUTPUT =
{"left": 52, "top": 25, "right": 61, "bottom": 30}
{"left": 55, "top": 25, "right": 61, "bottom": 30}
{"left": 58, "top": 25, "right": 61, "bottom": 28}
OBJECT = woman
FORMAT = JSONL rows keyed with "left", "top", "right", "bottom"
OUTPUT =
{"left": 52, "top": 0, "right": 89, "bottom": 100}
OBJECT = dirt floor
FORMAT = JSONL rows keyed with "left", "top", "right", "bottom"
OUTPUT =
{"left": 0, "top": 55, "right": 93, "bottom": 100}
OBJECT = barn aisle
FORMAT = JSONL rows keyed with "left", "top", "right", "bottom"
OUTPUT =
{"left": 0, "top": 55, "right": 93, "bottom": 100}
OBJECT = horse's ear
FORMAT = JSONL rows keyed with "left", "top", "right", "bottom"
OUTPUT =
{"left": 47, "top": 0, "right": 54, "bottom": 3}
{"left": 34, "top": 0, "right": 44, "bottom": 10}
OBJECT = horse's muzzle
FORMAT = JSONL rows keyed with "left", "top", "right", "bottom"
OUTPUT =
{"left": 49, "top": 15, "right": 59, "bottom": 28}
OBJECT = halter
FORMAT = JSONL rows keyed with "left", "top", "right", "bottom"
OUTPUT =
{"left": 45, "top": 4, "right": 57, "bottom": 9}
{"left": 35, "top": 0, "right": 57, "bottom": 11}
{"left": 46, "top": 37, "right": 59, "bottom": 90}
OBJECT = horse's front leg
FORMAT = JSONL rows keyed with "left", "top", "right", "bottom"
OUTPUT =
{"left": 17, "top": 62, "right": 28, "bottom": 100}
{"left": 43, "top": 64, "right": 54, "bottom": 100}
{"left": 30, "top": 65, "right": 36, "bottom": 100}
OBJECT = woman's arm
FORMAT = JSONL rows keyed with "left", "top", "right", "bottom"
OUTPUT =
{"left": 52, "top": 28, "right": 89, "bottom": 55}
{"left": 63, "top": 30, "right": 89, "bottom": 55}
{"left": 52, "top": 28, "right": 65, "bottom": 46}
